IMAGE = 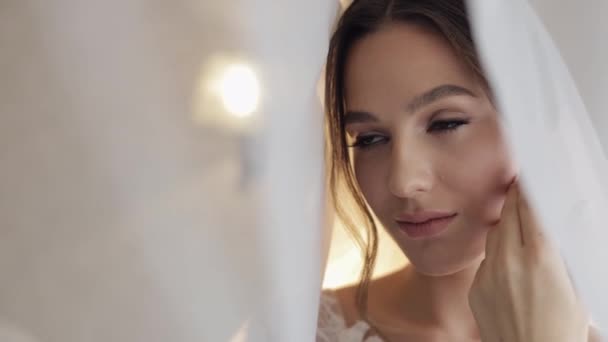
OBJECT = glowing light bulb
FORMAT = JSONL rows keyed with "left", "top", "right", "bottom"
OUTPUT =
{"left": 219, "top": 64, "right": 260, "bottom": 117}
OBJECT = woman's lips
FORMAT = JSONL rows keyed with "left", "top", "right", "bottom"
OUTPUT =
{"left": 396, "top": 213, "right": 457, "bottom": 239}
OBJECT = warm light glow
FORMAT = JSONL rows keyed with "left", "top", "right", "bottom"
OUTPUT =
{"left": 192, "top": 55, "right": 261, "bottom": 132}
{"left": 323, "top": 219, "right": 408, "bottom": 289}
{"left": 219, "top": 64, "right": 260, "bottom": 117}
{"left": 230, "top": 319, "right": 250, "bottom": 342}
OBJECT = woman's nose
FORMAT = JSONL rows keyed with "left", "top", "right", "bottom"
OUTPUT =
{"left": 387, "top": 142, "right": 434, "bottom": 199}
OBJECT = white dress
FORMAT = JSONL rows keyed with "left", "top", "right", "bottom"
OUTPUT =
{"left": 316, "top": 291, "right": 384, "bottom": 342}
{"left": 316, "top": 291, "right": 606, "bottom": 342}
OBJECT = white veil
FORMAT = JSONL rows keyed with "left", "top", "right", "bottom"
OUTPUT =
{"left": 0, "top": 0, "right": 606, "bottom": 341}
{"left": 468, "top": 0, "right": 608, "bottom": 331}
{"left": 0, "top": 0, "right": 334, "bottom": 340}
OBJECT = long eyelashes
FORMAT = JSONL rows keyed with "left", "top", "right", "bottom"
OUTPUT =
{"left": 426, "top": 119, "right": 469, "bottom": 133}
{"left": 348, "top": 119, "right": 469, "bottom": 150}
{"left": 349, "top": 134, "right": 389, "bottom": 149}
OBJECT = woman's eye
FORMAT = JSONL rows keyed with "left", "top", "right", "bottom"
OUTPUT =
{"left": 427, "top": 119, "right": 469, "bottom": 133}
{"left": 350, "top": 134, "right": 388, "bottom": 149}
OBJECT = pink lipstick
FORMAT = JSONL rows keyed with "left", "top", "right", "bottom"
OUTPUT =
{"left": 396, "top": 212, "right": 457, "bottom": 239}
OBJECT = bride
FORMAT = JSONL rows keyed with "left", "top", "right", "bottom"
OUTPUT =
{"left": 317, "top": 0, "right": 601, "bottom": 341}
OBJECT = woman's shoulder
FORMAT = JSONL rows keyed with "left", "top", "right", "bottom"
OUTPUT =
{"left": 317, "top": 287, "right": 383, "bottom": 342}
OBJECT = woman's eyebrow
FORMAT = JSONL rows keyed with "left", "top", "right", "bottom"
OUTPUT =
{"left": 343, "top": 84, "right": 475, "bottom": 125}
{"left": 343, "top": 110, "right": 378, "bottom": 125}
{"left": 406, "top": 84, "right": 477, "bottom": 113}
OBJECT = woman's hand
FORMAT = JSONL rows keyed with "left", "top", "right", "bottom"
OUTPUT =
{"left": 468, "top": 182, "right": 591, "bottom": 342}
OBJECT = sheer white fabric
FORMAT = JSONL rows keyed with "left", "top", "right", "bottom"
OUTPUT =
{"left": 468, "top": 0, "right": 608, "bottom": 333}
{"left": 316, "top": 292, "right": 383, "bottom": 342}
{"left": 0, "top": 0, "right": 334, "bottom": 341}
{"left": 0, "top": 0, "right": 607, "bottom": 341}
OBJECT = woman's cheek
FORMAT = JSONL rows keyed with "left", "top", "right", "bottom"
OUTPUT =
{"left": 444, "top": 130, "right": 516, "bottom": 226}
{"left": 354, "top": 154, "right": 391, "bottom": 216}
{"left": 478, "top": 134, "right": 519, "bottom": 223}
{"left": 478, "top": 190, "right": 508, "bottom": 225}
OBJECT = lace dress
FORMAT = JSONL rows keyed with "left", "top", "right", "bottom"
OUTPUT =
{"left": 317, "top": 290, "right": 605, "bottom": 342}
{"left": 316, "top": 291, "right": 383, "bottom": 342}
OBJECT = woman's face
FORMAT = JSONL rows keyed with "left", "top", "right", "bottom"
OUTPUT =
{"left": 343, "top": 23, "right": 517, "bottom": 276}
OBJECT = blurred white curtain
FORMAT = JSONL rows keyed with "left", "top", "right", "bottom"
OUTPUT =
{"left": 0, "top": 0, "right": 335, "bottom": 341}
{"left": 1, "top": 0, "right": 607, "bottom": 341}
{"left": 468, "top": 0, "right": 608, "bottom": 333}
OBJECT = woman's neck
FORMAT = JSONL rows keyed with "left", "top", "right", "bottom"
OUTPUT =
{"left": 369, "top": 258, "right": 483, "bottom": 340}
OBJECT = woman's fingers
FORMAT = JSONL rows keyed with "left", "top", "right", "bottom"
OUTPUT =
{"left": 485, "top": 179, "right": 553, "bottom": 267}
{"left": 486, "top": 181, "right": 523, "bottom": 260}
{"left": 473, "top": 178, "right": 589, "bottom": 342}
{"left": 516, "top": 185, "right": 546, "bottom": 251}
{"left": 483, "top": 220, "right": 499, "bottom": 264}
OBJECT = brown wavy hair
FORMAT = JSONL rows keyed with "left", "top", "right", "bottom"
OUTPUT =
{"left": 324, "top": 0, "right": 489, "bottom": 328}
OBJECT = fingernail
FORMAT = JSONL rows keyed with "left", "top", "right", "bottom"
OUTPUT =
{"left": 507, "top": 180, "right": 518, "bottom": 195}
{"left": 504, "top": 179, "right": 519, "bottom": 208}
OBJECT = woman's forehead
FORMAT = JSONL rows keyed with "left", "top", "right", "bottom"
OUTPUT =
{"left": 343, "top": 22, "right": 479, "bottom": 109}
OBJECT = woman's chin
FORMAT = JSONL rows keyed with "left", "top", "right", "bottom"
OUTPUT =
{"left": 405, "top": 251, "right": 485, "bottom": 277}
